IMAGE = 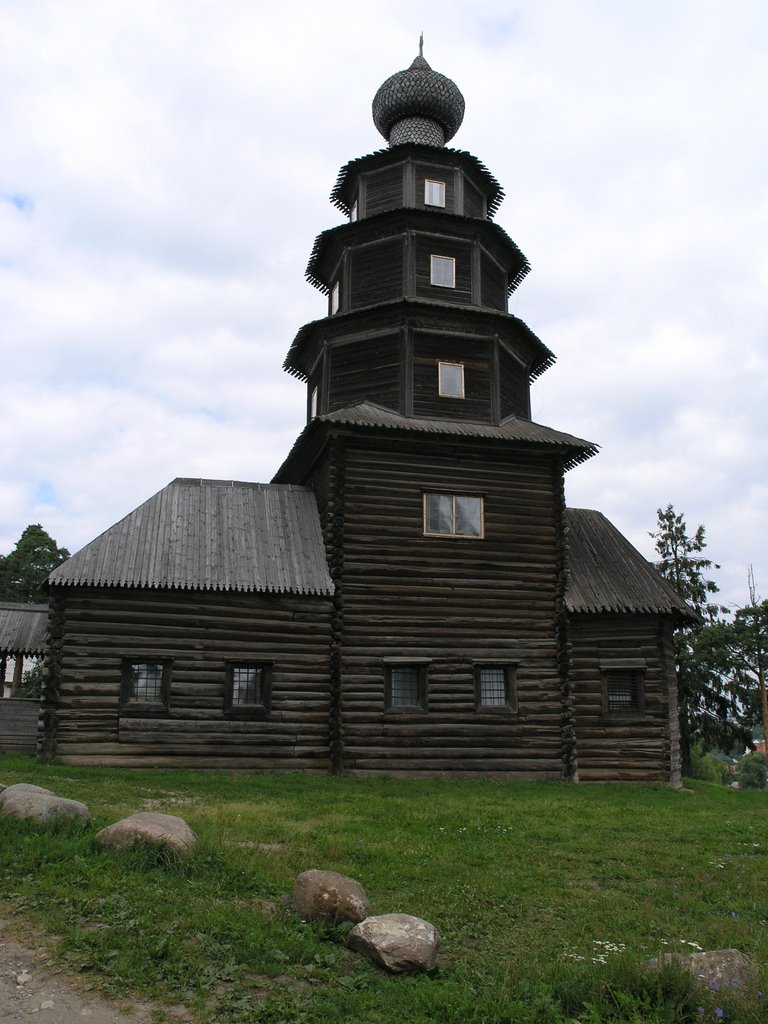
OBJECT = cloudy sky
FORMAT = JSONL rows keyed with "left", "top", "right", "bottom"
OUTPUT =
{"left": 1, "top": 0, "right": 766, "bottom": 607}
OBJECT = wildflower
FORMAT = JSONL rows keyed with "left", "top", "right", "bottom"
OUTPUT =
{"left": 715, "top": 1009, "right": 724, "bottom": 1019}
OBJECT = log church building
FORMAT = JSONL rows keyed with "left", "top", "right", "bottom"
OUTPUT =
{"left": 39, "top": 49, "right": 694, "bottom": 782}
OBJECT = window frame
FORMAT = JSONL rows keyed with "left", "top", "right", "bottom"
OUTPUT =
{"left": 224, "top": 660, "right": 273, "bottom": 718}
{"left": 438, "top": 360, "right": 465, "bottom": 398}
{"left": 384, "top": 660, "right": 429, "bottom": 713}
{"left": 600, "top": 659, "right": 647, "bottom": 717}
{"left": 423, "top": 493, "right": 484, "bottom": 539}
{"left": 350, "top": 200, "right": 358, "bottom": 222}
{"left": 330, "top": 280, "right": 340, "bottom": 314}
{"left": 310, "top": 385, "right": 319, "bottom": 419}
{"left": 424, "top": 179, "right": 446, "bottom": 208}
{"left": 474, "top": 663, "right": 518, "bottom": 713}
{"left": 120, "top": 658, "right": 172, "bottom": 717}
{"left": 430, "top": 254, "right": 456, "bottom": 288}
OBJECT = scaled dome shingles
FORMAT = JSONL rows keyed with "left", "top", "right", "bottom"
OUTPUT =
{"left": 372, "top": 54, "right": 465, "bottom": 144}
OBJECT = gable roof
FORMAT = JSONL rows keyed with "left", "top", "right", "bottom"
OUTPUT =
{"left": 565, "top": 508, "right": 696, "bottom": 618}
{"left": 48, "top": 479, "right": 333, "bottom": 597}
{"left": 0, "top": 602, "right": 48, "bottom": 656}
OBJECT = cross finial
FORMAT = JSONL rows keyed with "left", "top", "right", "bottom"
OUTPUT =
{"left": 419, "top": 32, "right": 424, "bottom": 58}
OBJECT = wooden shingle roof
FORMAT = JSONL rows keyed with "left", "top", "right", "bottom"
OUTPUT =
{"left": 48, "top": 479, "right": 333, "bottom": 596}
{"left": 565, "top": 508, "right": 696, "bottom": 618}
{"left": 0, "top": 602, "right": 48, "bottom": 656}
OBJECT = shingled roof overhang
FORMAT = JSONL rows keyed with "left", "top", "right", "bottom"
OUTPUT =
{"left": 0, "top": 602, "right": 48, "bottom": 657}
{"left": 330, "top": 144, "right": 505, "bottom": 219}
{"left": 273, "top": 400, "right": 598, "bottom": 483}
{"left": 565, "top": 508, "right": 697, "bottom": 620}
{"left": 305, "top": 208, "right": 529, "bottom": 297}
{"left": 282, "top": 298, "right": 555, "bottom": 383}
{"left": 48, "top": 479, "right": 333, "bottom": 597}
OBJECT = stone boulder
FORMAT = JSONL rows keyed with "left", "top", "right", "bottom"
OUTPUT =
{"left": 642, "top": 948, "right": 756, "bottom": 992}
{"left": 96, "top": 812, "right": 199, "bottom": 860}
{"left": 348, "top": 913, "right": 441, "bottom": 973}
{"left": 293, "top": 869, "right": 370, "bottom": 925}
{"left": 0, "top": 783, "right": 90, "bottom": 826}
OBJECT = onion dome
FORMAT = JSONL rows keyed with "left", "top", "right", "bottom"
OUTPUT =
{"left": 372, "top": 44, "right": 465, "bottom": 148}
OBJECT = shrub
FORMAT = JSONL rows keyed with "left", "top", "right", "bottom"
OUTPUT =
{"left": 737, "top": 750, "right": 767, "bottom": 790}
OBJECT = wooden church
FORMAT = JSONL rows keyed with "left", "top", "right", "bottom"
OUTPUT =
{"left": 40, "top": 49, "right": 694, "bottom": 782}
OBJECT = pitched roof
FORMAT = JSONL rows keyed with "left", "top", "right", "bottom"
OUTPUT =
{"left": 0, "top": 602, "right": 48, "bottom": 656}
{"left": 49, "top": 479, "right": 333, "bottom": 597}
{"left": 565, "top": 508, "right": 696, "bottom": 618}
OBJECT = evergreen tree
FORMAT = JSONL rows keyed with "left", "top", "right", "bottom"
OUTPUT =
{"left": 0, "top": 524, "right": 70, "bottom": 603}
{"left": 651, "top": 505, "right": 749, "bottom": 775}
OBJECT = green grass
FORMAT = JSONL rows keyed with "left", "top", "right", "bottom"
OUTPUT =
{"left": 0, "top": 755, "right": 766, "bottom": 1023}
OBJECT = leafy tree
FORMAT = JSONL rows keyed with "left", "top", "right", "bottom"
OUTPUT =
{"left": 651, "top": 505, "right": 749, "bottom": 776}
{"left": 0, "top": 524, "right": 70, "bottom": 603}
{"left": 695, "top": 570, "right": 768, "bottom": 751}
{"left": 17, "top": 658, "right": 44, "bottom": 699}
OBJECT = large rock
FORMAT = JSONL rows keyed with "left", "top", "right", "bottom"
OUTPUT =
{"left": 0, "top": 783, "right": 90, "bottom": 826}
{"left": 293, "top": 869, "right": 369, "bottom": 924}
{"left": 348, "top": 913, "right": 441, "bottom": 973}
{"left": 96, "top": 812, "right": 199, "bottom": 860}
{"left": 642, "top": 948, "right": 756, "bottom": 992}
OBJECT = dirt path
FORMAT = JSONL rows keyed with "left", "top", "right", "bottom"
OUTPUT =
{"left": 0, "top": 917, "right": 153, "bottom": 1024}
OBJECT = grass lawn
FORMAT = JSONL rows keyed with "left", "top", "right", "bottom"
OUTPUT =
{"left": 0, "top": 755, "right": 766, "bottom": 1023}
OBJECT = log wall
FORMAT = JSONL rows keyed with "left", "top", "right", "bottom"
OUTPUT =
{"left": 0, "top": 699, "right": 39, "bottom": 754}
{"left": 325, "top": 432, "right": 565, "bottom": 776}
{"left": 569, "top": 613, "right": 674, "bottom": 781}
{"left": 46, "top": 587, "right": 332, "bottom": 769}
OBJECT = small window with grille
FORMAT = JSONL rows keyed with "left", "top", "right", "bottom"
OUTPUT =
{"left": 121, "top": 659, "right": 171, "bottom": 714}
{"left": 602, "top": 665, "right": 646, "bottom": 715}
{"left": 475, "top": 664, "right": 517, "bottom": 712}
{"left": 385, "top": 662, "right": 428, "bottom": 711}
{"left": 225, "top": 661, "right": 272, "bottom": 716}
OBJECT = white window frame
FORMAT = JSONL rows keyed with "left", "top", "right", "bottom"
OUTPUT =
{"left": 438, "top": 361, "right": 464, "bottom": 398}
{"left": 423, "top": 493, "right": 484, "bottom": 539}
{"left": 424, "top": 179, "right": 446, "bottom": 208}
{"left": 330, "top": 280, "right": 340, "bottom": 314}
{"left": 350, "top": 200, "right": 358, "bottom": 222}
{"left": 430, "top": 255, "right": 455, "bottom": 288}
{"left": 310, "top": 385, "right": 318, "bottom": 419}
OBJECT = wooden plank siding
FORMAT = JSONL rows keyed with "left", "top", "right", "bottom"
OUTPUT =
{"left": 414, "top": 235, "right": 473, "bottom": 304}
{"left": 569, "top": 613, "right": 675, "bottom": 781}
{"left": 349, "top": 238, "right": 404, "bottom": 309}
{"left": 0, "top": 699, "right": 39, "bottom": 754}
{"left": 327, "top": 335, "right": 402, "bottom": 413}
{"left": 412, "top": 333, "right": 492, "bottom": 421}
{"left": 499, "top": 344, "right": 532, "bottom": 420}
{"left": 363, "top": 164, "right": 404, "bottom": 217}
{"left": 47, "top": 586, "right": 332, "bottom": 768}
{"left": 324, "top": 432, "right": 565, "bottom": 776}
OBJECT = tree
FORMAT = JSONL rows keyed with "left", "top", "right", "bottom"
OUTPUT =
{"left": 0, "top": 524, "right": 70, "bottom": 603}
{"left": 651, "top": 505, "right": 749, "bottom": 776}
{"left": 738, "top": 750, "right": 767, "bottom": 790}
{"left": 695, "top": 569, "right": 768, "bottom": 753}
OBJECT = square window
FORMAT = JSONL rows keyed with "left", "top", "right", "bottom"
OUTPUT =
{"left": 225, "top": 661, "right": 272, "bottom": 716}
{"left": 331, "top": 280, "right": 340, "bottom": 314}
{"left": 121, "top": 659, "right": 171, "bottom": 714}
{"left": 475, "top": 664, "right": 517, "bottom": 711}
{"left": 424, "top": 179, "right": 446, "bottom": 207}
{"left": 603, "top": 668, "right": 645, "bottom": 715}
{"left": 438, "top": 361, "right": 464, "bottom": 398}
{"left": 424, "top": 493, "right": 483, "bottom": 538}
{"left": 430, "top": 255, "right": 455, "bottom": 288}
{"left": 385, "top": 663, "right": 427, "bottom": 710}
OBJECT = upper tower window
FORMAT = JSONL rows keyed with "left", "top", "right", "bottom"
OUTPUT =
{"left": 350, "top": 200, "right": 358, "bottom": 222}
{"left": 331, "top": 281, "right": 340, "bottom": 314}
{"left": 424, "top": 179, "right": 446, "bottom": 207}
{"left": 438, "top": 361, "right": 464, "bottom": 398}
{"left": 430, "top": 255, "right": 455, "bottom": 288}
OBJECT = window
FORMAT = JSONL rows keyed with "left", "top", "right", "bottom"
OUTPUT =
{"left": 475, "top": 664, "right": 517, "bottom": 712}
{"left": 424, "top": 179, "right": 446, "bottom": 207}
{"left": 385, "top": 663, "right": 428, "bottom": 711}
{"left": 310, "top": 385, "right": 319, "bottom": 419}
{"left": 120, "top": 659, "right": 171, "bottom": 714}
{"left": 350, "top": 200, "right": 358, "bottom": 222}
{"left": 430, "top": 255, "right": 455, "bottom": 288}
{"left": 424, "top": 493, "right": 483, "bottom": 538}
{"left": 438, "top": 361, "right": 464, "bottom": 398}
{"left": 225, "top": 662, "right": 272, "bottom": 716}
{"left": 601, "top": 660, "right": 646, "bottom": 715}
{"left": 331, "top": 280, "right": 340, "bottom": 314}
